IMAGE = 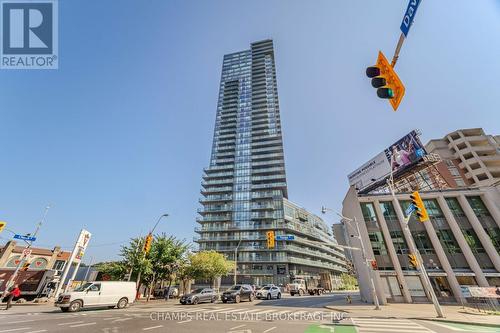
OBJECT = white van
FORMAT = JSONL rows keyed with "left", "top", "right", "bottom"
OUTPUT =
{"left": 55, "top": 281, "right": 136, "bottom": 312}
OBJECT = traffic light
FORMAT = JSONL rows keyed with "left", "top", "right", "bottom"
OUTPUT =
{"left": 143, "top": 234, "right": 153, "bottom": 254}
{"left": 408, "top": 254, "right": 418, "bottom": 268}
{"left": 410, "top": 191, "right": 429, "bottom": 222}
{"left": 21, "top": 261, "right": 30, "bottom": 271}
{"left": 0, "top": 221, "right": 6, "bottom": 234}
{"left": 266, "top": 231, "right": 275, "bottom": 249}
{"left": 366, "top": 51, "right": 406, "bottom": 111}
{"left": 370, "top": 260, "right": 378, "bottom": 270}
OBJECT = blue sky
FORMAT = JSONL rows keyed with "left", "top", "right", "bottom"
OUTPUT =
{"left": 1, "top": 0, "right": 499, "bottom": 263}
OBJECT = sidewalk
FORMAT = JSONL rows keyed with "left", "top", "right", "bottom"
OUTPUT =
{"left": 325, "top": 294, "right": 500, "bottom": 327}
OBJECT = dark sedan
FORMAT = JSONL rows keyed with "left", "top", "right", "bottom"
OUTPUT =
{"left": 221, "top": 284, "right": 254, "bottom": 303}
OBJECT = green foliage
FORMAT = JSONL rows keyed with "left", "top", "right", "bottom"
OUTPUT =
{"left": 340, "top": 273, "right": 358, "bottom": 290}
{"left": 149, "top": 234, "right": 189, "bottom": 282}
{"left": 93, "top": 261, "right": 127, "bottom": 280}
{"left": 186, "top": 250, "right": 233, "bottom": 282}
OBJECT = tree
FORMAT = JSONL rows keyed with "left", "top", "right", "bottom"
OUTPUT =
{"left": 120, "top": 237, "right": 153, "bottom": 296}
{"left": 147, "top": 234, "right": 189, "bottom": 300}
{"left": 187, "top": 251, "right": 233, "bottom": 289}
{"left": 93, "top": 261, "right": 127, "bottom": 280}
{"left": 340, "top": 273, "right": 358, "bottom": 290}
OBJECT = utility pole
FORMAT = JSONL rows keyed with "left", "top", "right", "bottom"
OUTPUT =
{"left": 1, "top": 206, "right": 50, "bottom": 299}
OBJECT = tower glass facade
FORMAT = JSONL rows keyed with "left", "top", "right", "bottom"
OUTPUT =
{"left": 196, "top": 40, "right": 345, "bottom": 286}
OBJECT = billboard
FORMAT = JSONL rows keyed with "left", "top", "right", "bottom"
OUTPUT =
{"left": 348, "top": 130, "right": 426, "bottom": 192}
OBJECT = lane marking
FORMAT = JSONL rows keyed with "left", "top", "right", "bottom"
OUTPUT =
{"left": 26, "top": 330, "right": 47, "bottom": 333}
{"left": 263, "top": 327, "right": 277, "bottom": 333}
{"left": 230, "top": 324, "right": 246, "bottom": 330}
{"left": 142, "top": 326, "right": 164, "bottom": 331}
{"left": 6, "top": 320, "right": 35, "bottom": 324}
{"left": 112, "top": 317, "right": 133, "bottom": 322}
{"left": 57, "top": 321, "right": 84, "bottom": 326}
{"left": 103, "top": 317, "right": 122, "bottom": 321}
{"left": 177, "top": 319, "right": 192, "bottom": 324}
{"left": 421, "top": 321, "right": 467, "bottom": 331}
{"left": 0, "top": 329, "right": 32, "bottom": 333}
{"left": 69, "top": 322, "right": 97, "bottom": 328}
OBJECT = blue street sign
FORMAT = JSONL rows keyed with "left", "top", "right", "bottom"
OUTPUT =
{"left": 276, "top": 235, "right": 295, "bottom": 241}
{"left": 13, "top": 234, "right": 36, "bottom": 242}
{"left": 405, "top": 204, "right": 416, "bottom": 216}
{"left": 400, "top": 0, "right": 422, "bottom": 37}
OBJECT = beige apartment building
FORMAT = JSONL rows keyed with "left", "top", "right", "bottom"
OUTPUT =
{"left": 342, "top": 185, "right": 500, "bottom": 304}
{"left": 426, "top": 128, "right": 500, "bottom": 187}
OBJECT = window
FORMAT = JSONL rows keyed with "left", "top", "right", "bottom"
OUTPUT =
{"left": 466, "top": 196, "right": 491, "bottom": 217}
{"left": 360, "top": 203, "right": 377, "bottom": 223}
{"left": 423, "top": 199, "right": 444, "bottom": 218}
{"left": 445, "top": 197, "right": 466, "bottom": 217}
{"left": 89, "top": 283, "right": 101, "bottom": 292}
{"left": 435, "top": 229, "right": 462, "bottom": 254}
{"left": 53, "top": 260, "right": 65, "bottom": 271}
{"left": 368, "top": 232, "right": 388, "bottom": 255}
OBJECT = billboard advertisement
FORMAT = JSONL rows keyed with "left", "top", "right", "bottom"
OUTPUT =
{"left": 348, "top": 130, "right": 426, "bottom": 192}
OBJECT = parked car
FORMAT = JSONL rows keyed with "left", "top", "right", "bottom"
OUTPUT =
{"left": 256, "top": 285, "right": 281, "bottom": 300}
{"left": 154, "top": 286, "right": 179, "bottom": 298}
{"left": 221, "top": 284, "right": 254, "bottom": 303}
{"left": 55, "top": 281, "right": 136, "bottom": 312}
{"left": 180, "top": 288, "right": 217, "bottom": 305}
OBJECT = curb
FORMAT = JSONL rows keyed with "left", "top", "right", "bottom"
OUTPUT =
{"left": 419, "top": 318, "right": 500, "bottom": 329}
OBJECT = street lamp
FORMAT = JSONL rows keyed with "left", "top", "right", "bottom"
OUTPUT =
{"left": 234, "top": 232, "right": 242, "bottom": 285}
{"left": 322, "top": 206, "right": 381, "bottom": 310}
{"left": 127, "top": 213, "right": 169, "bottom": 282}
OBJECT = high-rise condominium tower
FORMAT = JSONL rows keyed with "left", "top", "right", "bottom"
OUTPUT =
{"left": 196, "top": 40, "right": 345, "bottom": 286}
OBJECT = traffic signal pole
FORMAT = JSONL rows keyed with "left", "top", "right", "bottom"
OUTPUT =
{"left": 1, "top": 206, "right": 50, "bottom": 299}
{"left": 387, "top": 171, "right": 444, "bottom": 318}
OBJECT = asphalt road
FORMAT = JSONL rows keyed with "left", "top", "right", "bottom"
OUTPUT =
{"left": 0, "top": 294, "right": 497, "bottom": 333}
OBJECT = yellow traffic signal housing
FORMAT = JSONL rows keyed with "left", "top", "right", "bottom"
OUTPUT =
{"left": 266, "top": 231, "right": 275, "bottom": 249}
{"left": 21, "top": 261, "right": 30, "bottom": 271}
{"left": 408, "top": 254, "right": 418, "bottom": 268}
{"left": 0, "top": 221, "right": 6, "bottom": 234}
{"left": 143, "top": 234, "right": 153, "bottom": 254}
{"left": 366, "top": 51, "right": 406, "bottom": 111}
{"left": 410, "top": 191, "right": 429, "bottom": 222}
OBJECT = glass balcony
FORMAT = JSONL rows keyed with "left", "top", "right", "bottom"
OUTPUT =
{"left": 252, "top": 182, "right": 287, "bottom": 190}
{"left": 196, "top": 215, "right": 231, "bottom": 223}
{"left": 201, "top": 178, "right": 233, "bottom": 186}
{"left": 199, "top": 195, "right": 232, "bottom": 203}
{"left": 200, "top": 186, "right": 233, "bottom": 194}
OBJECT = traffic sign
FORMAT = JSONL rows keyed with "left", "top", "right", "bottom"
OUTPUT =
{"left": 400, "top": 0, "right": 422, "bottom": 37}
{"left": 405, "top": 203, "right": 416, "bottom": 216}
{"left": 13, "top": 234, "right": 36, "bottom": 242}
{"left": 22, "top": 248, "right": 32, "bottom": 258}
{"left": 0, "top": 221, "right": 6, "bottom": 233}
{"left": 275, "top": 235, "right": 295, "bottom": 241}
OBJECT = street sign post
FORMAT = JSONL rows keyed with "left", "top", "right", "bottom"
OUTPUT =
{"left": 13, "top": 234, "right": 37, "bottom": 242}
{"left": 400, "top": 0, "right": 422, "bottom": 37}
{"left": 275, "top": 235, "right": 295, "bottom": 241}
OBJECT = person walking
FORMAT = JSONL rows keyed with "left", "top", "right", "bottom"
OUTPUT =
{"left": 4, "top": 284, "right": 21, "bottom": 310}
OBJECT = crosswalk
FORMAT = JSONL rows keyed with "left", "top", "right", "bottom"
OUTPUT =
{"left": 351, "top": 318, "right": 436, "bottom": 333}
{"left": 135, "top": 305, "right": 340, "bottom": 322}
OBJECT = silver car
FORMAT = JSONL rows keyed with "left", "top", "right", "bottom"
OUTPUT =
{"left": 180, "top": 288, "right": 217, "bottom": 305}
{"left": 256, "top": 286, "right": 281, "bottom": 300}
